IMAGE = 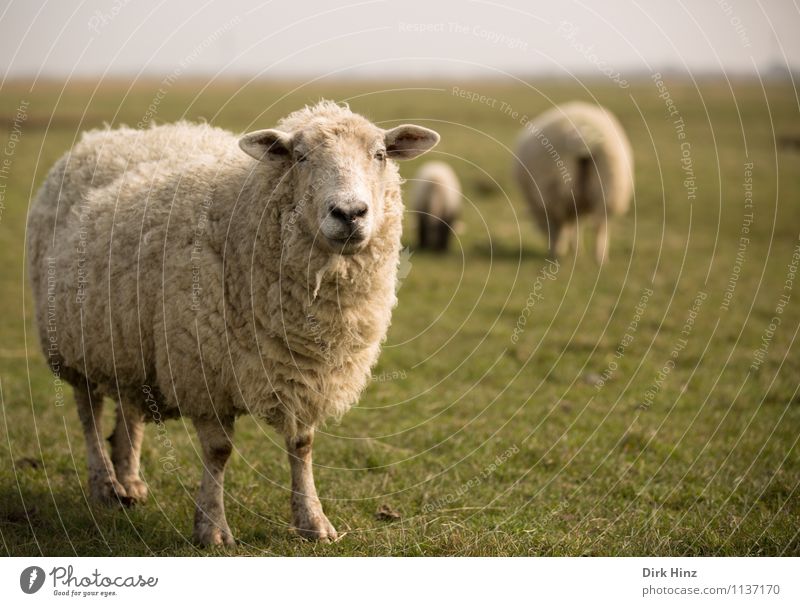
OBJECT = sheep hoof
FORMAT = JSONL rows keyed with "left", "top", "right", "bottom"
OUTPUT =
{"left": 90, "top": 475, "right": 133, "bottom": 508}
{"left": 194, "top": 520, "right": 235, "bottom": 547}
{"left": 120, "top": 478, "right": 148, "bottom": 503}
{"left": 293, "top": 513, "right": 338, "bottom": 543}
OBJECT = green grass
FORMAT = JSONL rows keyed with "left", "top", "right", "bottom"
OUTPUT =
{"left": 0, "top": 77, "right": 798, "bottom": 555}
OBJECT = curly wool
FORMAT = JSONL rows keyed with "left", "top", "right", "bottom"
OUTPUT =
{"left": 27, "top": 102, "right": 403, "bottom": 437}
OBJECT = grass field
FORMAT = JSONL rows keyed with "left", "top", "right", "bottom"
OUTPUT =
{"left": 0, "top": 76, "right": 798, "bottom": 556}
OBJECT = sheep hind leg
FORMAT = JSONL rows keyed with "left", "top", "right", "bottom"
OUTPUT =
{"left": 74, "top": 383, "right": 131, "bottom": 507}
{"left": 109, "top": 398, "right": 148, "bottom": 503}
{"left": 434, "top": 218, "right": 451, "bottom": 252}
{"left": 192, "top": 416, "right": 235, "bottom": 547}
{"left": 548, "top": 222, "right": 570, "bottom": 260}
{"left": 286, "top": 430, "right": 337, "bottom": 542}
{"left": 417, "top": 215, "right": 429, "bottom": 250}
{"left": 595, "top": 217, "right": 609, "bottom": 266}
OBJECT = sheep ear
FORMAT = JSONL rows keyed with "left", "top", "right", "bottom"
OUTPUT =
{"left": 384, "top": 125, "right": 440, "bottom": 160}
{"left": 239, "top": 129, "right": 292, "bottom": 162}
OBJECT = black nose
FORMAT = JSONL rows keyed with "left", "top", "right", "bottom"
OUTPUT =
{"left": 330, "top": 200, "right": 368, "bottom": 224}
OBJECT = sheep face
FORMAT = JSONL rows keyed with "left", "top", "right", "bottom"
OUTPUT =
{"left": 240, "top": 116, "right": 439, "bottom": 255}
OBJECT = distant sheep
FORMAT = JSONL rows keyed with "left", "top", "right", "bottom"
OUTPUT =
{"left": 27, "top": 101, "right": 439, "bottom": 545}
{"left": 514, "top": 102, "right": 633, "bottom": 264}
{"left": 411, "top": 161, "right": 462, "bottom": 251}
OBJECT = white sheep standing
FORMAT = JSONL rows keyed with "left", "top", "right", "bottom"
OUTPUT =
{"left": 514, "top": 101, "right": 633, "bottom": 264}
{"left": 26, "top": 101, "right": 439, "bottom": 545}
{"left": 411, "top": 161, "right": 462, "bottom": 251}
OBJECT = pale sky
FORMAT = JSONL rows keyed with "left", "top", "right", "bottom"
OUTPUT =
{"left": 1, "top": 0, "right": 798, "bottom": 80}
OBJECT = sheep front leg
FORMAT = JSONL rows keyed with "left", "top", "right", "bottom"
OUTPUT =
{"left": 110, "top": 398, "right": 148, "bottom": 503}
{"left": 417, "top": 215, "right": 429, "bottom": 250}
{"left": 193, "top": 416, "right": 235, "bottom": 547}
{"left": 548, "top": 221, "right": 570, "bottom": 259}
{"left": 74, "top": 384, "right": 131, "bottom": 507}
{"left": 286, "top": 430, "right": 337, "bottom": 542}
{"left": 564, "top": 222, "right": 578, "bottom": 255}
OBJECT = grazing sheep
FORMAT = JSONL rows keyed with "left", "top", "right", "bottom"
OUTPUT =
{"left": 411, "top": 161, "right": 462, "bottom": 251}
{"left": 27, "top": 101, "right": 439, "bottom": 545}
{"left": 514, "top": 102, "right": 633, "bottom": 264}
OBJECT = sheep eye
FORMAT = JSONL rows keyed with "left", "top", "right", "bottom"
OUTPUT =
{"left": 374, "top": 149, "right": 386, "bottom": 162}
{"left": 295, "top": 152, "right": 308, "bottom": 163}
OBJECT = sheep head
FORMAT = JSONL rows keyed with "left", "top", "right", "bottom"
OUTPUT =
{"left": 239, "top": 101, "right": 439, "bottom": 255}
